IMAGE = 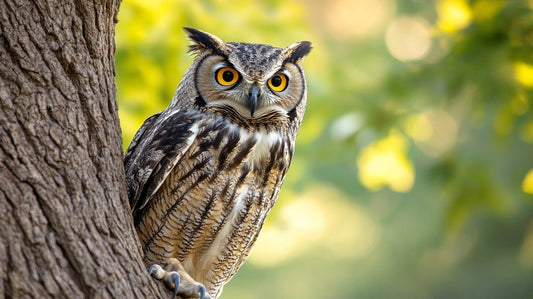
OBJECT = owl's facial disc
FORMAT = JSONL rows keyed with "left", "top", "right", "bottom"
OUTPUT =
{"left": 194, "top": 53, "right": 305, "bottom": 122}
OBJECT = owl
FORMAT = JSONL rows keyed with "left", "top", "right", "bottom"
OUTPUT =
{"left": 124, "top": 27, "right": 311, "bottom": 299}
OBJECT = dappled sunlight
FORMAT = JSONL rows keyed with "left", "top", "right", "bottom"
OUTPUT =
{"left": 249, "top": 185, "right": 379, "bottom": 266}
{"left": 357, "top": 131, "right": 415, "bottom": 192}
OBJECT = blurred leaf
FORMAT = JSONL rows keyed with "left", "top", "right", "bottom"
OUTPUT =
{"left": 445, "top": 163, "right": 512, "bottom": 232}
{"left": 523, "top": 169, "right": 533, "bottom": 194}
{"left": 356, "top": 131, "right": 415, "bottom": 192}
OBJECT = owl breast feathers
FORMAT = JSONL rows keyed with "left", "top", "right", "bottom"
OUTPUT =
{"left": 124, "top": 28, "right": 311, "bottom": 299}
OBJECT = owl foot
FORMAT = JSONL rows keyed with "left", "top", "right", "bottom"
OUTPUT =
{"left": 149, "top": 263, "right": 211, "bottom": 299}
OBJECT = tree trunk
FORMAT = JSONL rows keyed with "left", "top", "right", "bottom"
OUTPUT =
{"left": 0, "top": 1, "right": 164, "bottom": 297}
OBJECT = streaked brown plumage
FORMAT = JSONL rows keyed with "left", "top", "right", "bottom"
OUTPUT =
{"left": 124, "top": 28, "right": 311, "bottom": 299}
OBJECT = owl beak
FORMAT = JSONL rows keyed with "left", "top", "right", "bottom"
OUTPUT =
{"left": 247, "top": 84, "right": 260, "bottom": 117}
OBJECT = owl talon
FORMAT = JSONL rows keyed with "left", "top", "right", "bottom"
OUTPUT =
{"left": 171, "top": 272, "right": 181, "bottom": 299}
{"left": 149, "top": 264, "right": 164, "bottom": 279}
{"left": 198, "top": 284, "right": 206, "bottom": 299}
{"left": 147, "top": 263, "right": 211, "bottom": 299}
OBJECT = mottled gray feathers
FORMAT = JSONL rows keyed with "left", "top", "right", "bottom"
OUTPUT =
{"left": 125, "top": 111, "right": 195, "bottom": 218}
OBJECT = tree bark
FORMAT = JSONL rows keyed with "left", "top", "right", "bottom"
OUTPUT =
{"left": 0, "top": 1, "right": 163, "bottom": 298}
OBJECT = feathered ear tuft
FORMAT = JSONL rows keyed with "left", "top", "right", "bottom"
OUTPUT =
{"left": 183, "top": 27, "right": 229, "bottom": 56}
{"left": 283, "top": 41, "right": 312, "bottom": 64}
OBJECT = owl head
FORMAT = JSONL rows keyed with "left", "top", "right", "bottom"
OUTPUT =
{"left": 172, "top": 27, "right": 311, "bottom": 132}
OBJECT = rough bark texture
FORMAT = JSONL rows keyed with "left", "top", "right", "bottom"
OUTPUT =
{"left": 0, "top": 1, "right": 164, "bottom": 298}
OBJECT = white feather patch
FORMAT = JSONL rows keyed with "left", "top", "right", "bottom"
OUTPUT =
{"left": 246, "top": 129, "right": 283, "bottom": 169}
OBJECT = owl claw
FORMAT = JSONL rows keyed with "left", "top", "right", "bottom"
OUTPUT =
{"left": 149, "top": 264, "right": 164, "bottom": 279}
{"left": 170, "top": 272, "right": 181, "bottom": 299}
{"left": 148, "top": 264, "right": 181, "bottom": 297}
{"left": 198, "top": 285, "right": 206, "bottom": 299}
{"left": 148, "top": 263, "right": 211, "bottom": 299}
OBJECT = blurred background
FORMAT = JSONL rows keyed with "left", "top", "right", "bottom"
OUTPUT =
{"left": 115, "top": 0, "right": 533, "bottom": 298}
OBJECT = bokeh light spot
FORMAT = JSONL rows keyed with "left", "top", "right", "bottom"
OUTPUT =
{"left": 385, "top": 17, "right": 432, "bottom": 61}
{"left": 514, "top": 62, "right": 533, "bottom": 88}
{"left": 404, "top": 113, "right": 433, "bottom": 142}
{"left": 437, "top": 0, "right": 473, "bottom": 33}
{"left": 522, "top": 169, "right": 533, "bottom": 194}
{"left": 357, "top": 131, "right": 415, "bottom": 192}
{"left": 329, "top": 112, "right": 364, "bottom": 140}
{"left": 408, "top": 109, "right": 458, "bottom": 157}
{"left": 324, "top": 0, "right": 395, "bottom": 39}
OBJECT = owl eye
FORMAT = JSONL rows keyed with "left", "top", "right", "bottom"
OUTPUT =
{"left": 268, "top": 73, "right": 288, "bottom": 92}
{"left": 216, "top": 67, "right": 240, "bottom": 86}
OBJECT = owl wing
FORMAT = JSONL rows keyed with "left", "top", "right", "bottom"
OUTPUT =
{"left": 124, "top": 110, "right": 199, "bottom": 218}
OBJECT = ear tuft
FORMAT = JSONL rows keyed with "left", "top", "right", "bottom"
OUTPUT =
{"left": 283, "top": 41, "right": 312, "bottom": 64}
{"left": 183, "top": 27, "right": 228, "bottom": 55}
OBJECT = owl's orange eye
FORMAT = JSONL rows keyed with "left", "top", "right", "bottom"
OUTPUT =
{"left": 216, "top": 67, "right": 239, "bottom": 86}
{"left": 268, "top": 73, "right": 288, "bottom": 92}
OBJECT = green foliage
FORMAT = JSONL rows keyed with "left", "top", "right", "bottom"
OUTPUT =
{"left": 116, "top": 0, "right": 533, "bottom": 297}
